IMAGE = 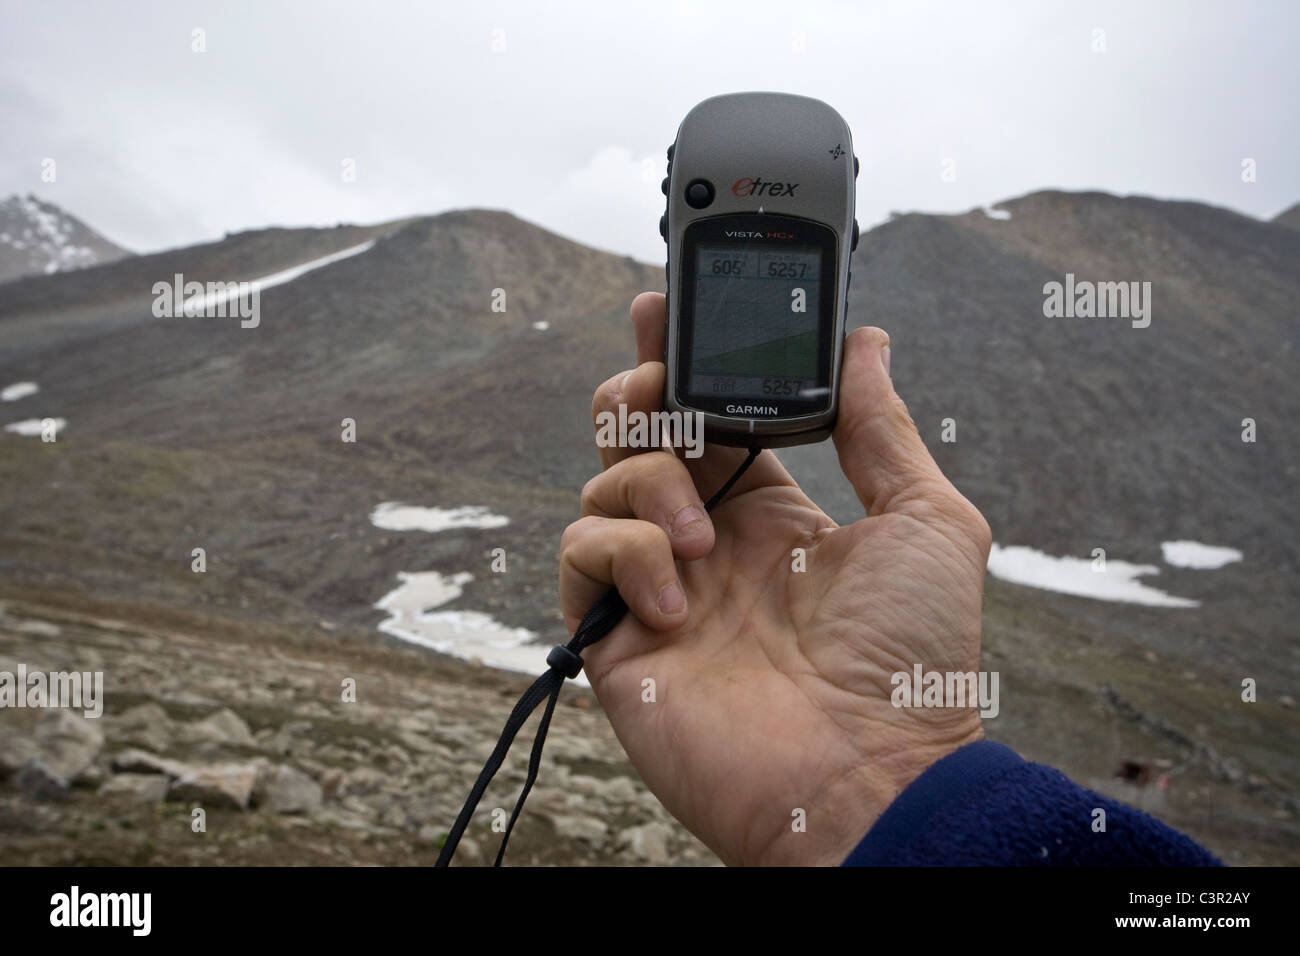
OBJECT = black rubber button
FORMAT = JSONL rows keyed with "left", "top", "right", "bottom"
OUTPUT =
{"left": 851, "top": 219, "right": 860, "bottom": 251}
{"left": 661, "top": 176, "right": 670, "bottom": 196}
{"left": 685, "top": 179, "right": 714, "bottom": 209}
{"left": 659, "top": 213, "right": 667, "bottom": 240}
{"left": 667, "top": 143, "right": 675, "bottom": 161}
{"left": 854, "top": 155, "right": 860, "bottom": 178}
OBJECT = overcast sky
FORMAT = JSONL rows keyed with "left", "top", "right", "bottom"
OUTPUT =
{"left": 1, "top": 0, "right": 1296, "bottom": 263}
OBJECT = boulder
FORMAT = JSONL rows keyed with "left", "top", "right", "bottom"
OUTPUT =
{"left": 599, "top": 776, "right": 640, "bottom": 804}
{"left": 342, "top": 766, "right": 386, "bottom": 796}
{"left": 15, "top": 757, "right": 69, "bottom": 801}
{"left": 548, "top": 813, "right": 609, "bottom": 850}
{"left": 182, "top": 708, "right": 255, "bottom": 749}
{"left": 268, "top": 765, "right": 323, "bottom": 815}
{"left": 168, "top": 763, "right": 258, "bottom": 809}
{"left": 99, "top": 772, "right": 169, "bottom": 803}
{"left": 264, "top": 721, "right": 314, "bottom": 757}
{"left": 110, "top": 748, "right": 192, "bottom": 779}
{"left": 618, "top": 822, "right": 674, "bottom": 864}
{"left": 111, "top": 702, "right": 173, "bottom": 752}
{"left": 32, "top": 709, "right": 104, "bottom": 782}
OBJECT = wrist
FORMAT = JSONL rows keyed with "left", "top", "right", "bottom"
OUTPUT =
{"left": 748, "top": 717, "right": 986, "bottom": 866}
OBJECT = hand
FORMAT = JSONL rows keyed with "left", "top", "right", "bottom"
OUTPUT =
{"left": 559, "top": 292, "right": 992, "bottom": 866}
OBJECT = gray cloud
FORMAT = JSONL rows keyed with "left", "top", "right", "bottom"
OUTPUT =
{"left": 1, "top": 0, "right": 1296, "bottom": 262}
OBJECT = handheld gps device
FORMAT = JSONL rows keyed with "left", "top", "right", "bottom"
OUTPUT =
{"left": 660, "top": 92, "right": 859, "bottom": 448}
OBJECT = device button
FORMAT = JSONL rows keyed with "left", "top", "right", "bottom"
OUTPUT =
{"left": 685, "top": 179, "right": 714, "bottom": 209}
{"left": 850, "top": 219, "right": 860, "bottom": 251}
{"left": 659, "top": 213, "right": 667, "bottom": 240}
{"left": 667, "top": 143, "right": 675, "bottom": 161}
{"left": 661, "top": 176, "right": 670, "bottom": 196}
{"left": 854, "top": 155, "right": 860, "bottom": 178}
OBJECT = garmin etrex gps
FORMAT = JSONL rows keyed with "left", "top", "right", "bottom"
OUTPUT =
{"left": 659, "top": 92, "right": 859, "bottom": 448}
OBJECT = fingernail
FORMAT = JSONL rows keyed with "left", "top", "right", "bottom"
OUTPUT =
{"left": 669, "top": 504, "right": 706, "bottom": 537}
{"left": 881, "top": 345, "right": 891, "bottom": 378}
{"left": 658, "top": 582, "right": 686, "bottom": 615}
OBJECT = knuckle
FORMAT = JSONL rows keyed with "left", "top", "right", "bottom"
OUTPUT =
{"left": 559, "top": 515, "right": 600, "bottom": 554}
{"left": 615, "top": 452, "right": 688, "bottom": 519}
{"left": 607, "top": 521, "right": 672, "bottom": 576}
{"left": 578, "top": 474, "right": 604, "bottom": 516}
{"left": 590, "top": 371, "right": 625, "bottom": 420}
{"left": 633, "top": 451, "right": 685, "bottom": 498}
{"left": 625, "top": 517, "right": 671, "bottom": 554}
{"left": 558, "top": 523, "right": 577, "bottom": 556}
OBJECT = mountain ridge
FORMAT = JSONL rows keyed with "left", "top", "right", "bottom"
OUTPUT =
{"left": 1, "top": 187, "right": 1297, "bottom": 864}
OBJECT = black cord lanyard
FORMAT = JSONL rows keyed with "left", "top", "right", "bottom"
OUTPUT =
{"left": 436, "top": 447, "right": 760, "bottom": 867}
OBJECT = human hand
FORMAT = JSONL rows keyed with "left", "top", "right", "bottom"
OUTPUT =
{"left": 559, "top": 292, "right": 992, "bottom": 865}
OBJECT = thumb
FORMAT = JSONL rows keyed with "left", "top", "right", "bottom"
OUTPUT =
{"left": 832, "top": 326, "right": 950, "bottom": 517}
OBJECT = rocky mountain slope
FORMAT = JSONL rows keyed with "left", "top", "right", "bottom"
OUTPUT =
{"left": 0, "top": 193, "right": 1296, "bottom": 864}
{"left": 1273, "top": 201, "right": 1300, "bottom": 230}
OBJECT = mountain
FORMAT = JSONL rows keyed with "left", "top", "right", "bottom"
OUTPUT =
{"left": 0, "top": 194, "right": 131, "bottom": 283}
{"left": 0, "top": 194, "right": 1297, "bottom": 865}
{"left": 795, "top": 190, "right": 1300, "bottom": 629}
{"left": 1273, "top": 201, "right": 1300, "bottom": 230}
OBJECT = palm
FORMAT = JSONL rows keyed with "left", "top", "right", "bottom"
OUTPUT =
{"left": 582, "top": 468, "right": 986, "bottom": 866}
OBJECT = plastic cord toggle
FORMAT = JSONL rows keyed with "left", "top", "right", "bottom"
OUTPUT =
{"left": 546, "top": 644, "right": 584, "bottom": 679}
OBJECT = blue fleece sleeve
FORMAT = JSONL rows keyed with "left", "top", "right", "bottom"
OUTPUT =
{"left": 841, "top": 740, "right": 1221, "bottom": 866}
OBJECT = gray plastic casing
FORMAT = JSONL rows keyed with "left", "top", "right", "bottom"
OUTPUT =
{"left": 662, "top": 91, "right": 855, "bottom": 448}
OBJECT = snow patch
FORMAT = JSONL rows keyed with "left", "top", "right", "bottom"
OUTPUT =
{"left": 368, "top": 501, "right": 554, "bottom": 681}
{"left": 243, "top": 239, "right": 374, "bottom": 293}
{"left": 370, "top": 503, "right": 509, "bottom": 533}
{"left": 4, "top": 417, "right": 66, "bottom": 437}
{"left": 988, "top": 543, "right": 1197, "bottom": 607}
{"left": 374, "top": 571, "right": 577, "bottom": 684}
{"left": 1161, "top": 541, "right": 1243, "bottom": 570}
{"left": 180, "top": 239, "right": 375, "bottom": 315}
{"left": 982, "top": 206, "right": 1012, "bottom": 221}
{"left": 1, "top": 382, "right": 38, "bottom": 402}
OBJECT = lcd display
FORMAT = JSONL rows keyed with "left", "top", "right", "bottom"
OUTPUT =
{"left": 688, "top": 243, "right": 823, "bottom": 401}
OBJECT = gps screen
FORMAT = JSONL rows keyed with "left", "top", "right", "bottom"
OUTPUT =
{"left": 688, "top": 243, "right": 823, "bottom": 402}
